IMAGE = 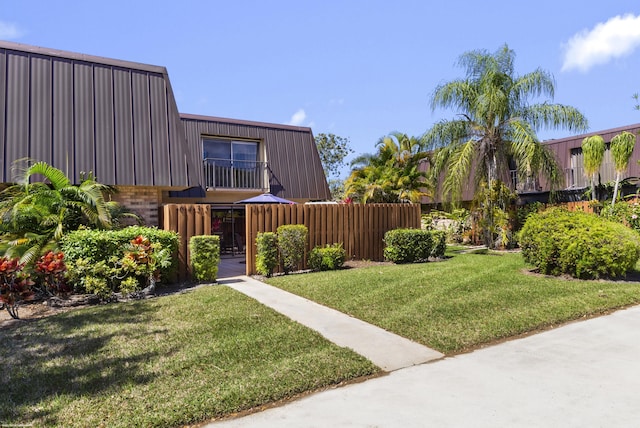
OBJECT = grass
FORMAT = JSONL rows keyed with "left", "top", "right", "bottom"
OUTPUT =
{"left": 266, "top": 250, "right": 640, "bottom": 354}
{"left": 0, "top": 286, "right": 377, "bottom": 427}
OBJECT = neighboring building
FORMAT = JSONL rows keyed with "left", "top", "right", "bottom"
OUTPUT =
{"left": 0, "top": 40, "right": 330, "bottom": 230}
{"left": 423, "top": 123, "right": 640, "bottom": 205}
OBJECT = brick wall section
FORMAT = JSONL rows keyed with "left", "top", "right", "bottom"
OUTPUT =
{"left": 111, "top": 186, "right": 161, "bottom": 226}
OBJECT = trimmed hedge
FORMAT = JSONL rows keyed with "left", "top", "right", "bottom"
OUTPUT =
{"left": 255, "top": 232, "right": 279, "bottom": 277}
{"left": 519, "top": 208, "right": 640, "bottom": 279}
{"left": 189, "top": 235, "right": 220, "bottom": 282}
{"left": 308, "top": 243, "right": 346, "bottom": 271}
{"left": 61, "top": 226, "right": 180, "bottom": 282}
{"left": 383, "top": 229, "right": 446, "bottom": 264}
{"left": 276, "top": 225, "right": 308, "bottom": 274}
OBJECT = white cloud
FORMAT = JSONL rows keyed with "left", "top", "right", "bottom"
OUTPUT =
{"left": 287, "top": 108, "right": 307, "bottom": 126}
{"left": 562, "top": 14, "right": 640, "bottom": 72}
{"left": 0, "top": 21, "right": 25, "bottom": 39}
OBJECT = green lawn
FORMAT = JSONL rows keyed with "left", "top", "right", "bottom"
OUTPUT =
{"left": 0, "top": 286, "right": 377, "bottom": 428}
{"left": 267, "top": 250, "right": 640, "bottom": 353}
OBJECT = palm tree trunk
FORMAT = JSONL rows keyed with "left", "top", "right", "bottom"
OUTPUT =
{"left": 591, "top": 175, "right": 597, "bottom": 201}
{"left": 612, "top": 171, "right": 621, "bottom": 207}
{"left": 485, "top": 153, "right": 497, "bottom": 249}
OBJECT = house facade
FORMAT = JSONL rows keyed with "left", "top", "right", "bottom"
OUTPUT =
{"left": 0, "top": 40, "right": 330, "bottom": 228}
{"left": 423, "top": 123, "right": 640, "bottom": 205}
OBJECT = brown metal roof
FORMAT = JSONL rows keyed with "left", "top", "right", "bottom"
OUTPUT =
{"left": 0, "top": 40, "right": 201, "bottom": 188}
{"left": 180, "top": 114, "right": 331, "bottom": 200}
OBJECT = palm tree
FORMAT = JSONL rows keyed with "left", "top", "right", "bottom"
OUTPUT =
{"left": 424, "top": 44, "right": 588, "bottom": 247}
{"left": 610, "top": 131, "right": 637, "bottom": 206}
{"left": 581, "top": 135, "right": 605, "bottom": 201}
{"left": 345, "top": 132, "right": 430, "bottom": 203}
{"left": 0, "top": 160, "right": 123, "bottom": 263}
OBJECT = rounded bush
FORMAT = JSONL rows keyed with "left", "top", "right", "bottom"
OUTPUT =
{"left": 383, "top": 228, "right": 446, "bottom": 264}
{"left": 308, "top": 243, "right": 346, "bottom": 271}
{"left": 519, "top": 208, "right": 640, "bottom": 279}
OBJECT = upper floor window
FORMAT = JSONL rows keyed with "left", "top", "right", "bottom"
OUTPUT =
{"left": 203, "top": 138, "right": 259, "bottom": 168}
{"left": 568, "top": 144, "right": 615, "bottom": 188}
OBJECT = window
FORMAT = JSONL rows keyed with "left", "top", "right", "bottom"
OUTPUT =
{"left": 568, "top": 144, "right": 615, "bottom": 188}
{"left": 202, "top": 137, "right": 265, "bottom": 189}
{"left": 203, "top": 138, "right": 258, "bottom": 167}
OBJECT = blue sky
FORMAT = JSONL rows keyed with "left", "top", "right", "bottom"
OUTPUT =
{"left": 3, "top": 1, "right": 640, "bottom": 176}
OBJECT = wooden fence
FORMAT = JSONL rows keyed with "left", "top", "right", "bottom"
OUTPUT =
{"left": 161, "top": 203, "right": 421, "bottom": 278}
{"left": 160, "top": 204, "right": 211, "bottom": 281}
{"left": 245, "top": 203, "right": 421, "bottom": 275}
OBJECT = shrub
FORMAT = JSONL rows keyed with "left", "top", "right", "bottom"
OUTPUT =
{"left": 61, "top": 226, "right": 179, "bottom": 282}
{"left": 430, "top": 230, "right": 447, "bottom": 258}
{"left": 277, "top": 225, "right": 308, "bottom": 274}
{"left": 308, "top": 243, "right": 346, "bottom": 271}
{"left": 34, "top": 251, "right": 71, "bottom": 296}
{"left": 383, "top": 228, "right": 445, "bottom": 263}
{"left": 189, "top": 235, "right": 220, "bottom": 282}
{"left": 255, "top": 232, "right": 278, "bottom": 277}
{"left": 600, "top": 200, "right": 640, "bottom": 232}
{"left": 61, "top": 228, "right": 177, "bottom": 297}
{"left": 519, "top": 208, "right": 640, "bottom": 279}
{"left": 0, "top": 257, "right": 34, "bottom": 319}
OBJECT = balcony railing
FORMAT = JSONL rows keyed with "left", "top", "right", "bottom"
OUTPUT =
{"left": 203, "top": 158, "right": 268, "bottom": 190}
{"left": 510, "top": 170, "right": 540, "bottom": 193}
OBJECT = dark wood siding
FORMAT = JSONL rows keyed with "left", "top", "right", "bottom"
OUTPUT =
{"left": 53, "top": 59, "right": 74, "bottom": 178}
{"left": 94, "top": 65, "right": 116, "bottom": 183}
{"left": 0, "top": 50, "right": 5, "bottom": 180}
{"left": 30, "top": 55, "right": 52, "bottom": 165}
{"left": 6, "top": 52, "right": 29, "bottom": 166}
{"left": 0, "top": 40, "right": 200, "bottom": 188}
{"left": 180, "top": 114, "right": 331, "bottom": 200}
{"left": 74, "top": 61, "right": 95, "bottom": 177}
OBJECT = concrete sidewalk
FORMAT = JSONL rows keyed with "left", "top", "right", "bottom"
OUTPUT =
{"left": 208, "top": 304, "right": 640, "bottom": 427}
{"left": 219, "top": 276, "right": 444, "bottom": 371}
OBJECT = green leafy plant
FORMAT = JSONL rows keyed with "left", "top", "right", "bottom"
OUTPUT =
{"left": 0, "top": 160, "right": 135, "bottom": 264}
{"left": 276, "top": 225, "right": 308, "bottom": 274}
{"left": 582, "top": 135, "right": 605, "bottom": 201}
{"left": 255, "top": 232, "right": 279, "bottom": 277}
{"left": 189, "top": 235, "right": 220, "bottom": 282}
{"left": 308, "top": 243, "right": 346, "bottom": 271}
{"left": 519, "top": 208, "right": 640, "bottom": 279}
{"left": 610, "top": 131, "right": 637, "bottom": 206}
{"left": 65, "top": 233, "right": 173, "bottom": 298}
{"left": 61, "top": 226, "right": 179, "bottom": 282}
{"left": 383, "top": 228, "right": 445, "bottom": 263}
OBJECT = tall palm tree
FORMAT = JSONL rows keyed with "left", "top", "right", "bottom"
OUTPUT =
{"left": 610, "top": 131, "right": 637, "bottom": 206}
{"left": 0, "top": 161, "right": 122, "bottom": 263}
{"left": 424, "top": 44, "right": 588, "bottom": 247}
{"left": 345, "top": 133, "right": 430, "bottom": 203}
{"left": 581, "top": 135, "right": 605, "bottom": 201}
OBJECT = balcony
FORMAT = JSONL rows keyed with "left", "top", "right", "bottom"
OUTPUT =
{"left": 510, "top": 170, "right": 541, "bottom": 193}
{"left": 203, "top": 158, "right": 268, "bottom": 190}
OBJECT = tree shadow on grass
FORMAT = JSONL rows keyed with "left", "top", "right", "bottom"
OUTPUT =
{"left": 0, "top": 301, "right": 172, "bottom": 425}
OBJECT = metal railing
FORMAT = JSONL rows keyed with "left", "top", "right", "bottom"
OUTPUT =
{"left": 510, "top": 170, "right": 540, "bottom": 193}
{"left": 203, "top": 158, "right": 268, "bottom": 190}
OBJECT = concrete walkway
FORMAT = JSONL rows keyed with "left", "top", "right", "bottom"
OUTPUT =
{"left": 208, "top": 304, "right": 640, "bottom": 427}
{"left": 219, "top": 276, "right": 444, "bottom": 371}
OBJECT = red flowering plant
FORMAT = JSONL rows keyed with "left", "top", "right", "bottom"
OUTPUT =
{"left": 35, "top": 251, "right": 71, "bottom": 296}
{"left": 119, "top": 235, "right": 171, "bottom": 294}
{"left": 0, "top": 256, "right": 35, "bottom": 319}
